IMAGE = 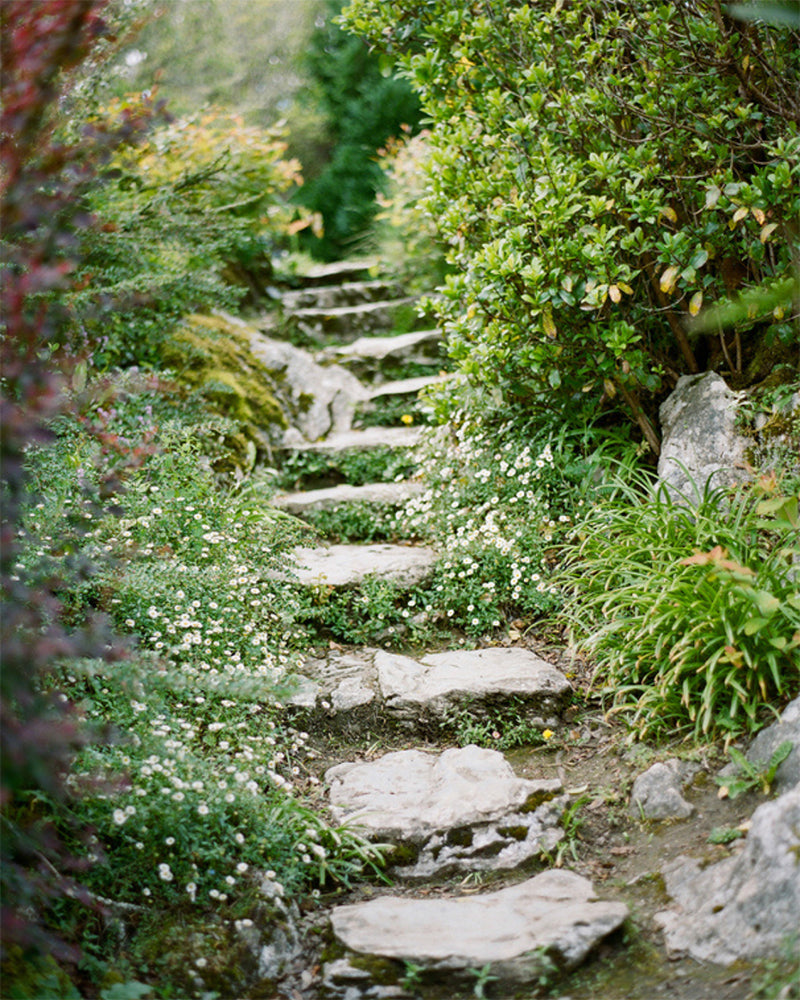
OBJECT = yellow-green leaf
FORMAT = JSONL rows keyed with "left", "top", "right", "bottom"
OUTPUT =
{"left": 732, "top": 206, "right": 749, "bottom": 223}
{"left": 688, "top": 290, "right": 703, "bottom": 316}
{"left": 542, "top": 306, "right": 557, "bottom": 339}
{"left": 660, "top": 266, "right": 679, "bottom": 294}
{"left": 753, "top": 590, "right": 780, "bottom": 616}
{"left": 661, "top": 206, "right": 678, "bottom": 223}
{"left": 608, "top": 284, "right": 622, "bottom": 304}
{"left": 617, "top": 281, "right": 633, "bottom": 294}
{"left": 743, "top": 617, "right": 768, "bottom": 636}
{"left": 760, "top": 223, "right": 778, "bottom": 242}
{"left": 752, "top": 207, "right": 765, "bottom": 225}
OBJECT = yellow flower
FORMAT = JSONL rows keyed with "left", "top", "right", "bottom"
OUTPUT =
{"left": 542, "top": 729, "right": 554, "bottom": 741}
{"left": 400, "top": 414, "right": 414, "bottom": 425}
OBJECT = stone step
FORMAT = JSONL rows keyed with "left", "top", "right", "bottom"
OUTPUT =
{"left": 367, "top": 373, "right": 450, "bottom": 400}
{"left": 287, "top": 297, "right": 420, "bottom": 343}
{"left": 285, "top": 646, "right": 571, "bottom": 734}
{"left": 292, "top": 258, "right": 379, "bottom": 287}
{"left": 280, "top": 542, "right": 437, "bottom": 588}
{"left": 326, "top": 745, "right": 566, "bottom": 880}
{"left": 326, "top": 869, "right": 628, "bottom": 992}
{"left": 281, "top": 279, "right": 401, "bottom": 312}
{"left": 283, "top": 425, "right": 424, "bottom": 453}
{"left": 319, "top": 328, "right": 444, "bottom": 374}
{"left": 272, "top": 480, "right": 424, "bottom": 515}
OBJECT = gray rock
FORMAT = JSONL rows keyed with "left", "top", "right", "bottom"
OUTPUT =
{"left": 326, "top": 745, "right": 566, "bottom": 879}
{"left": 629, "top": 759, "right": 701, "bottom": 821}
{"left": 283, "top": 543, "right": 437, "bottom": 588}
{"left": 282, "top": 279, "right": 399, "bottom": 312}
{"left": 246, "top": 330, "right": 368, "bottom": 441}
{"left": 285, "top": 426, "right": 424, "bottom": 453}
{"left": 658, "top": 372, "right": 753, "bottom": 503}
{"left": 655, "top": 782, "right": 800, "bottom": 964}
{"left": 742, "top": 697, "right": 800, "bottom": 795}
{"left": 273, "top": 480, "right": 424, "bottom": 515}
{"left": 233, "top": 876, "right": 301, "bottom": 982}
{"left": 329, "top": 870, "right": 628, "bottom": 987}
{"left": 376, "top": 647, "right": 571, "bottom": 726}
{"left": 293, "top": 258, "right": 378, "bottom": 286}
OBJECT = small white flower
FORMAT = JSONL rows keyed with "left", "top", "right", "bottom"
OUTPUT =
{"left": 113, "top": 809, "right": 126, "bottom": 825}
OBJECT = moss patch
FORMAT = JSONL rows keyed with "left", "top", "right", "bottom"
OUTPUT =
{"left": 164, "top": 314, "right": 287, "bottom": 441}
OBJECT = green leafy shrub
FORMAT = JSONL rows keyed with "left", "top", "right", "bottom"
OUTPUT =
{"left": 274, "top": 444, "right": 419, "bottom": 490}
{"left": 74, "top": 107, "right": 307, "bottom": 368}
{"left": 561, "top": 475, "right": 800, "bottom": 740}
{"left": 374, "top": 129, "right": 450, "bottom": 293}
{"left": 341, "top": 0, "right": 800, "bottom": 441}
{"left": 294, "top": 0, "right": 422, "bottom": 260}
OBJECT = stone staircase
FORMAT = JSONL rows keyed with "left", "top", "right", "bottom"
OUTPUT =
{"left": 265, "top": 260, "right": 631, "bottom": 998}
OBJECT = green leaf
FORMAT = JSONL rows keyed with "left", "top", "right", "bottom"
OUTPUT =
{"left": 753, "top": 590, "right": 781, "bottom": 616}
{"left": 743, "top": 616, "right": 768, "bottom": 636}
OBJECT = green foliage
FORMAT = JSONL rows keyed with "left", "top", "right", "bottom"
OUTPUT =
{"left": 374, "top": 129, "right": 450, "bottom": 293}
{"left": 715, "top": 741, "right": 794, "bottom": 798}
{"left": 341, "top": 0, "right": 800, "bottom": 434}
{"left": 300, "top": 501, "right": 411, "bottom": 544}
{"left": 442, "top": 699, "right": 549, "bottom": 751}
{"left": 294, "top": 0, "right": 422, "bottom": 260}
{"left": 17, "top": 384, "right": 387, "bottom": 993}
{"left": 707, "top": 825, "right": 745, "bottom": 845}
{"left": 397, "top": 417, "right": 595, "bottom": 634}
{"left": 561, "top": 474, "right": 800, "bottom": 740}
{"left": 74, "top": 108, "right": 306, "bottom": 368}
{"left": 274, "top": 444, "right": 419, "bottom": 491}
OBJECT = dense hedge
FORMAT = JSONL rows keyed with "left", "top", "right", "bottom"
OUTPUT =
{"left": 341, "top": 0, "right": 800, "bottom": 444}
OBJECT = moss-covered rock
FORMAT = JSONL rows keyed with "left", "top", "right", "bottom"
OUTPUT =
{"left": 163, "top": 314, "right": 287, "bottom": 452}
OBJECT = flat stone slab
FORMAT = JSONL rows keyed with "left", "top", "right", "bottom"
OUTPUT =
{"left": 326, "top": 745, "right": 566, "bottom": 879}
{"left": 282, "top": 280, "right": 399, "bottom": 312}
{"left": 368, "top": 374, "right": 450, "bottom": 399}
{"left": 290, "top": 298, "right": 419, "bottom": 342}
{"left": 329, "top": 870, "right": 628, "bottom": 986}
{"left": 273, "top": 480, "right": 424, "bottom": 515}
{"left": 323, "top": 328, "right": 443, "bottom": 363}
{"left": 286, "top": 544, "right": 436, "bottom": 588}
{"left": 284, "top": 426, "right": 424, "bottom": 452}
{"left": 377, "top": 647, "right": 571, "bottom": 725}
{"left": 293, "top": 258, "right": 378, "bottom": 286}
{"left": 285, "top": 646, "right": 571, "bottom": 735}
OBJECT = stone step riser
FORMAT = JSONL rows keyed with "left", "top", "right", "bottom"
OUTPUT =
{"left": 288, "top": 297, "right": 422, "bottom": 343}
{"left": 282, "top": 279, "right": 402, "bottom": 312}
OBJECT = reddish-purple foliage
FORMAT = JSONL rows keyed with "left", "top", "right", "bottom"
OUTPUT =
{"left": 0, "top": 0, "right": 153, "bottom": 965}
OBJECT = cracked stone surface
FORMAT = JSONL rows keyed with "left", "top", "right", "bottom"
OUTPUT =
{"left": 326, "top": 745, "right": 566, "bottom": 879}
{"left": 284, "top": 646, "right": 571, "bottom": 735}
{"left": 655, "top": 782, "right": 800, "bottom": 965}
{"left": 329, "top": 869, "right": 628, "bottom": 986}
{"left": 273, "top": 480, "right": 424, "bottom": 515}
{"left": 377, "top": 647, "right": 571, "bottom": 726}
{"left": 322, "top": 328, "right": 442, "bottom": 366}
{"left": 246, "top": 330, "right": 368, "bottom": 441}
{"left": 283, "top": 544, "right": 437, "bottom": 588}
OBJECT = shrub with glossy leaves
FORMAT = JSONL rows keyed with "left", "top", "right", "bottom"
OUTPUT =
{"left": 341, "top": 0, "right": 800, "bottom": 443}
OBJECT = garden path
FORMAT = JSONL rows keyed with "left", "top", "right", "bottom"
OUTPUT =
{"left": 261, "top": 261, "right": 784, "bottom": 1000}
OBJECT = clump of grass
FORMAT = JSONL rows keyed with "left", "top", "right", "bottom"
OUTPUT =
{"left": 560, "top": 471, "right": 800, "bottom": 741}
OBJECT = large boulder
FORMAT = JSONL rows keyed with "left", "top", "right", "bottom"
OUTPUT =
{"left": 657, "top": 371, "right": 752, "bottom": 502}
{"left": 245, "top": 323, "right": 368, "bottom": 442}
{"left": 654, "top": 782, "right": 800, "bottom": 964}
